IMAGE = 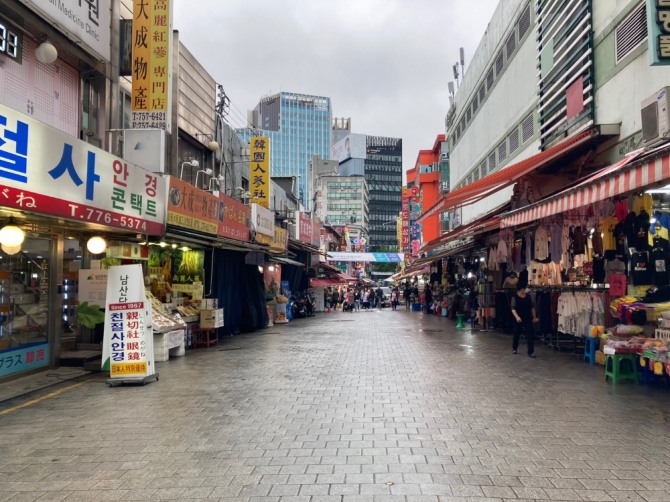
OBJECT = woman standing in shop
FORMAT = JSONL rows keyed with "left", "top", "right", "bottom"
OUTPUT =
{"left": 510, "top": 284, "right": 538, "bottom": 358}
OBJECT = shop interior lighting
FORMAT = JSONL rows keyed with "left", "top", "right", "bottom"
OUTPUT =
{"left": 171, "top": 243, "right": 178, "bottom": 249}
{"left": 268, "top": 265, "right": 275, "bottom": 272}
{"left": 0, "top": 220, "right": 25, "bottom": 247}
{"left": 86, "top": 236, "right": 107, "bottom": 254}
{"left": 159, "top": 242, "right": 167, "bottom": 248}
{"left": 181, "top": 246, "right": 190, "bottom": 252}
{"left": 258, "top": 265, "right": 264, "bottom": 274}
{"left": 1, "top": 244, "right": 21, "bottom": 255}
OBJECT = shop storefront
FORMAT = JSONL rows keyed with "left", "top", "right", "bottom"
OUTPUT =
{"left": 470, "top": 146, "right": 670, "bottom": 379}
{"left": 165, "top": 177, "right": 268, "bottom": 339}
{"left": 0, "top": 104, "right": 166, "bottom": 379}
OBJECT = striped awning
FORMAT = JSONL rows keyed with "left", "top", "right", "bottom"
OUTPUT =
{"left": 417, "top": 129, "right": 597, "bottom": 225}
{"left": 501, "top": 149, "right": 670, "bottom": 228}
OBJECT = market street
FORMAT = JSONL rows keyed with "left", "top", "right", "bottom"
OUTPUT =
{"left": 1, "top": 310, "right": 670, "bottom": 502}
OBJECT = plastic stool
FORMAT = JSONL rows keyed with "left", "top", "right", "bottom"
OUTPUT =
{"left": 455, "top": 313, "right": 465, "bottom": 329}
{"left": 604, "top": 353, "right": 639, "bottom": 384}
{"left": 192, "top": 327, "right": 218, "bottom": 348}
{"left": 584, "top": 337, "right": 600, "bottom": 365}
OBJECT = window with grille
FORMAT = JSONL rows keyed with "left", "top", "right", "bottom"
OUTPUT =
{"left": 479, "top": 161, "right": 486, "bottom": 179}
{"left": 486, "top": 68, "right": 494, "bottom": 88}
{"left": 479, "top": 84, "right": 486, "bottom": 102}
{"left": 466, "top": 108, "right": 471, "bottom": 123}
{"left": 508, "top": 129, "right": 520, "bottom": 153}
{"left": 495, "top": 51, "right": 504, "bottom": 75}
{"left": 615, "top": 2, "right": 647, "bottom": 64}
{"left": 473, "top": 95, "right": 479, "bottom": 113}
{"left": 488, "top": 151, "right": 496, "bottom": 172}
{"left": 506, "top": 32, "right": 517, "bottom": 57}
{"left": 518, "top": 5, "right": 531, "bottom": 39}
{"left": 498, "top": 142, "right": 507, "bottom": 163}
{"left": 521, "top": 114, "right": 534, "bottom": 142}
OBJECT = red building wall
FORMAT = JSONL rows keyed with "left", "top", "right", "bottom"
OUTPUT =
{"left": 407, "top": 135, "right": 445, "bottom": 245}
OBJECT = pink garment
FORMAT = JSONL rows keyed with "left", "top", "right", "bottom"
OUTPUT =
{"left": 615, "top": 199, "right": 629, "bottom": 223}
{"left": 609, "top": 273, "right": 627, "bottom": 298}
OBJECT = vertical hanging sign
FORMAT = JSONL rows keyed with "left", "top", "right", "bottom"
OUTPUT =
{"left": 647, "top": 0, "right": 670, "bottom": 65}
{"left": 131, "top": 0, "right": 172, "bottom": 131}
{"left": 249, "top": 136, "right": 270, "bottom": 208}
{"left": 101, "top": 264, "right": 157, "bottom": 385}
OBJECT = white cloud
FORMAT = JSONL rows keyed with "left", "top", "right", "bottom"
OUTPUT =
{"left": 173, "top": 0, "right": 499, "bottom": 178}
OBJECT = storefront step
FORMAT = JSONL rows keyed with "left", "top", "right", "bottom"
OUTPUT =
{"left": 59, "top": 350, "right": 101, "bottom": 368}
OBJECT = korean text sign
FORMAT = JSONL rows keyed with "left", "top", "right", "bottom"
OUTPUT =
{"left": 101, "top": 265, "right": 155, "bottom": 379}
{"left": 0, "top": 104, "right": 165, "bottom": 235}
{"left": 167, "top": 177, "right": 220, "bottom": 234}
{"left": 249, "top": 136, "right": 270, "bottom": 208}
{"left": 402, "top": 187, "right": 411, "bottom": 253}
{"left": 131, "top": 0, "right": 172, "bottom": 130}
{"left": 218, "top": 193, "right": 250, "bottom": 241}
{"left": 648, "top": 0, "right": 670, "bottom": 65}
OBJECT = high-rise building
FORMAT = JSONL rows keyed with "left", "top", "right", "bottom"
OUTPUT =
{"left": 332, "top": 134, "right": 402, "bottom": 251}
{"left": 332, "top": 117, "right": 352, "bottom": 145}
{"left": 237, "top": 92, "right": 332, "bottom": 211}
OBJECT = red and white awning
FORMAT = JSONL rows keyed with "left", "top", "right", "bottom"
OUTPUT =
{"left": 501, "top": 150, "right": 670, "bottom": 228}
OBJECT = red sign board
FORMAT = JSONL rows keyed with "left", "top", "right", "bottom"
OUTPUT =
{"left": 402, "top": 187, "right": 411, "bottom": 253}
{"left": 219, "top": 194, "right": 250, "bottom": 241}
{"left": 299, "top": 213, "right": 313, "bottom": 242}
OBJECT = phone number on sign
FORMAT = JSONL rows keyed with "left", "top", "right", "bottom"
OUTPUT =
{"left": 67, "top": 204, "right": 147, "bottom": 231}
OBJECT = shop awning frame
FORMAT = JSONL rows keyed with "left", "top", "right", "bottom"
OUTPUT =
{"left": 269, "top": 256, "right": 305, "bottom": 267}
{"left": 420, "top": 202, "right": 507, "bottom": 253}
{"left": 417, "top": 129, "right": 598, "bottom": 225}
{"left": 164, "top": 226, "right": 269, "bottom": 252}
{"left": 501, "top": 147, "right": 670, "bottom": 228}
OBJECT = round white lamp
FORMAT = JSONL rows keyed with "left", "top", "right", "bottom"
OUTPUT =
{"left": 208, "top": 140, "right": 220, "bottom": 152}
{"left": 35, "top": 42, "right": 58, "bottom": 64}
{"left": 0, "top": 224, "right": 25, "bottom": 247}
{"left": 1, "top": 244, "right": 21, "bottom": 255}
{"left": 86, "top": 236, "right": 107, "bottom": 254}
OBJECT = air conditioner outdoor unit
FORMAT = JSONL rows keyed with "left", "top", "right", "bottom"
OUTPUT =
{"left": 641, "top": 86, "right": 670, "bottom": 146}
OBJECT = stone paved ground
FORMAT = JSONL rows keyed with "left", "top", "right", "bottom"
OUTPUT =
{"left": 1, "top": 308, "right": 670, "bottom": 502}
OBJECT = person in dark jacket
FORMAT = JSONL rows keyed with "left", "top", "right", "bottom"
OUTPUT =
{"left": 510, "top": 284, "right": 538, "bottom": 358}
{"left": 331, "top": 289, "right": 340, "bottom": 311}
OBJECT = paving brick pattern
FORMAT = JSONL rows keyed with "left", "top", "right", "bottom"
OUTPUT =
{"left": 1, "top": 309, "right": 670, "bottom": 501}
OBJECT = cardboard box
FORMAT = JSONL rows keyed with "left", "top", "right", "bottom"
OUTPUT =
{"left": 10, "top": 284, "right": 25, "bottom": 295}
{"left": 200, "top": 308, "right": 223, "bottom": 328}
{"left": 200, "top": 299, "right": 218, "bottom": 309}
{"left": 13, "top": 293, "right": 35, "bottom": 305}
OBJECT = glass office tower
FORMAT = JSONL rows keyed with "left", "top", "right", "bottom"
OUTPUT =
{"left": 365, "top": 136, "right": 403, "bottom": 250}
{"left": 237, "top": 92, "right": 332, "bottom": 211}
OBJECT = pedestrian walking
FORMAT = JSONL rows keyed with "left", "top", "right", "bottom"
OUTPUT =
{"left": 403, "top": 285, "right": 411, "bottom": 310}
{"left": 391, "top": 288, "right": 399, "bottom": 310}
{"left": 375, "top": 286, "right": 383, "bottom": 310}
{"left": 510, "top": 284, "right": 538, "bottom": 358}
{"left": 354, "top": 288, "right": 361, "bottom": 312}
{"left": 331, "top": 288, "right": 339, "bottom": 312}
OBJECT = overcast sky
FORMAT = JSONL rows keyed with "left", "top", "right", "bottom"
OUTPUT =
{"left": 173, "top": 0, "right": 499, "bottom": 177}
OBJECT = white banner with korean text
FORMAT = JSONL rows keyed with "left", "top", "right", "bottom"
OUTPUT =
{"left": 0, "top": 104, "right": 166, "bottom": 235}
{"left": 101, "top": 264, "right": 155, "bottom": 380}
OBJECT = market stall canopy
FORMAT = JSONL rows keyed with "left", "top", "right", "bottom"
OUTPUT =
{"left": 417, "top": 129, "right": 598, "bottom": 225}
{"left": 500, "top": 148, "right": 663, "bottom": 228}
{"left": 269, "top": 256, "right": 305, "bottom": 267}
{"left": 421, "top": 203, "right": 506, "bottom": 253}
